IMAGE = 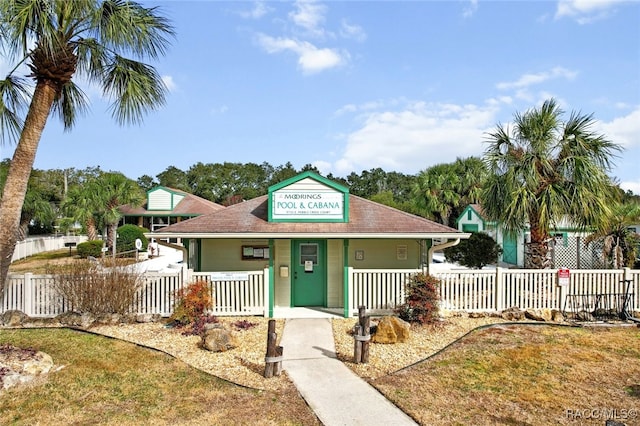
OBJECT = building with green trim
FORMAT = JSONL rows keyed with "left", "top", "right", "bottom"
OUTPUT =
{"left": 149, "top": 172, "right": 468, "bottom": 317}
{"left": 456, "top": 203, "right": 606, "bottom": 269}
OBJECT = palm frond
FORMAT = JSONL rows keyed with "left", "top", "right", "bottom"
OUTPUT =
{"left": 0, "top": 75, "right": 30, "bottom": 144}
{"left": 94, "top": 0, "right": 175, "bottom": 59}
{"left": 51, "top": 81, "right": 89, "bottom": 130}
{"left": 102, "top": 55, "right": 167, "bottom": 125}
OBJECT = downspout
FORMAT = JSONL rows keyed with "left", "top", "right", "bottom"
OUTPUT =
{"left": 427, "top": 238, "right": 461, "bottom": 275}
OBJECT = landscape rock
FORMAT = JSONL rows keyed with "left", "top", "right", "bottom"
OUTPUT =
{"left": 201, "top": 324, "right": 238, "bottom": 352}
{"left": 55, "top": 311, "right": 96, "bottom": 328}
{"left": 525, "top": 308, "right": 553, "bottom": 322}
{"left": 501, "top": 307, "right": 525, "bottom": 321}
{"left": 372, "top": 316, "right": 410, "bottom": 344}
{"left": 136, "top": 313, "right": 161, "bottom": 323}
{"left": 551, "top": 309, "right": 565, "bottom": 322}
{"left": 1, "top": 310, "right": 28, "bottom": 327}
{"left": 0, "top": 344, "right": 54, "bottom": 392}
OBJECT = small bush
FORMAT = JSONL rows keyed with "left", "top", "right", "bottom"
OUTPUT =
{"left": 395, "top": 272, "right": 441, "bottom": 324}
{"left": 233, "top": 319, "right": 257, "bottom": 330}
{"left": 116, "top": 224, "right": 149, "bottom": 254}
{"left": 170, "top": 280, "right": 213, "bottom": 327}
{"left": 444, "top": 232, "right": 503, "bottom": 269}
{"left": 76, "top": 240, "right": 104, "bottom": 258}
{"left": 182, "top": 314, "right": 219, "bottom": 336}
{"left": 48, "top": 259, "right": 142, "bottom": 315}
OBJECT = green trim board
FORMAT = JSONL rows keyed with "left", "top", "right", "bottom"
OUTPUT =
{"left": 268, "top": 239, "right": 274, "bottom": 317}
{"left": 267, "top": 171, "right": 349, "bottom": 223}
{"left": 343, "top": 239, "right": 349, "bottom": 318}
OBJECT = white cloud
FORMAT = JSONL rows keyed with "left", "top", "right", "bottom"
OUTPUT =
{"left": 327, "top": 101, "right": 503, "bottom": 175}
{"left": 597, "top": 106, "right": 640, "bottom": 149}
{"left": 162, "top": 75, "right": 177, "bottom": 92}
{"left": 496, "top": 66, "right": 578, "bottom": 90}
{"left": 256, "top": 34, "right": 347, "bottom": 73}
{"left": 555, "top": 0, "right": 626, "bottom": 23}
{"left": 238, "top": 1, "right": 271, "bottom": 19}
{"left": 620, "top": 180, "right": 640, "bottom": 195}
{"left": 340, "top": 19, "right": 366, "bottom": 42}
{"left": 463, "top": 0, "right": 479, "bottom": 18}
{"left": 289, "top": 0, "right": 328, "bottom": 38}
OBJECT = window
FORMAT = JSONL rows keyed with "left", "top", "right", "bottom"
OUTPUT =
{"left": 300, "top": 243, "right": 318, "bottom": 265}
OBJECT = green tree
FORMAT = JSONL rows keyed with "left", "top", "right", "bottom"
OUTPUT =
{"left": 0, "top": 1, "right": 173, "bottom": 290}
{"left": 444, "top": 232, "right": 503, "bottom": 269}
{"left": 585, "top": 201, "right": 640, "bottom": 269}
{"left": 60, "top": 184, "right": 101, "bottom": 240}
{"left": 482, "top": 99, "right": 621, "bottom": 269}
{"left": 156, "top": 166, "right": 189, "bottom": 191}
{"left": 412, "top": 157, "right": 486, "bottom": 227}
{"left": 93, "top": 172, "right": 144, "bottom": 253}
{"left": 136, "top": 174, "right": 157, "bottom": 192}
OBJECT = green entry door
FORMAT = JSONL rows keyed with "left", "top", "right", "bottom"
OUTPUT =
{"left": 292, "top": 240, "right": 326, "bottom": 306}
{"left": 503, "top": 233, "right": 518, "bottom": 265}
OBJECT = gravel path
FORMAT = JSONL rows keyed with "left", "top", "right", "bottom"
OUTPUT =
{"left": 91, "top": 314, "right": 505, "bottom": 390}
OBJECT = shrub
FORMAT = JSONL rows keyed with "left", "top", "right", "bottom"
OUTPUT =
{"left": 76, "top": 240, "right": 104, "bottom": 258}
{"left": 48, "top": 259, "right": 143, "bottom": 315}
{"left": 116, "top": 224, "right": 149, "bottom": 254}
{"left": 395, "top": 272, "right": 441, "bottom": 324}
{"left": 444, "top": 232, "right": 503, "bottom": 269}
{"left": 233, "top": 319, "right": 257, "bottom": 330}
{"left": 170, "top": 280, "right": 213, "bottom": 327}
{"left": 182, "top": 314, "right": 219, "bottom": 336}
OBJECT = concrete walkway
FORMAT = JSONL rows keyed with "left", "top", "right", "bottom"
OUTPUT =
{"left": 280, "top": 318, "right": 417, "bottom": 426}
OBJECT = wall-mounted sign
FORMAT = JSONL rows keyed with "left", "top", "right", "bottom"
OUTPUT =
{"left": 211, "top": 272, "right": 249, "bottom": 281}
{"left": 272, "top": 191, "right": 344, "bottom": 220}
{"left": 558, "top": 268, "right": 570, "bottom": 286}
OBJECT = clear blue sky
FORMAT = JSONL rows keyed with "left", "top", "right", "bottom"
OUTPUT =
{"left": 4, "top": 1, "right": 640, "bottom": 192}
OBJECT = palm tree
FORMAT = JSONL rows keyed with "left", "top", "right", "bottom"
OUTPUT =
{"left": 585, "top": 201, "right": 640, "bottom": 269}
{"left": 60, "top": 184, "right": 101, "bottom": 241}
{"left": 93, "top": 172, "right": 144, "bottom": 253}
{"left": 0, "top": 1, "right": 173, "bottom": 290}
{"left": 413, "top": 157, "right": 486, "bottom": 227}
{"left": 482, "top": 99, "right": 621, "bottom": 268}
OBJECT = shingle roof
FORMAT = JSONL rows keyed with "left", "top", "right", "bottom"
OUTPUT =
{"left": 152, "top": 194, "right": 462, "bottom": 238}
{"left": 119, "top": 192, "right": 224, "bottom": 217}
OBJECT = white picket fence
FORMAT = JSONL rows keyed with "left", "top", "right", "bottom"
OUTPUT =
{"left": 2, "top": 267, "right": 639, "bottom": 318}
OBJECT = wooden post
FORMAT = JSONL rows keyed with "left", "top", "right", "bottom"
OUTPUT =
{"left": 353, "top": 305, "right": 371, "bottom": 363}
{"left": 264, "top": 319, "right": 283, "bottom": 378}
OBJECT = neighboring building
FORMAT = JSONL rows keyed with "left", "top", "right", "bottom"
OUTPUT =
{"left": 149, "top": 172, "right": 468, "bottom": 316}
{"left": 119, "top": 186, "right": 224, "bottom": 233}
{"left": 456, "top": 204, "right": 605, "bottom": 269}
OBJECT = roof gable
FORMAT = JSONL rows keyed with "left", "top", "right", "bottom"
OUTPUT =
{"left": 268, "top": 172, "right": 349, "bottom": 223}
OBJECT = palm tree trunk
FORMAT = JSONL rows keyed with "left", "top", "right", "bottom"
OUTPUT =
{"left": 526, "top": 220, "right": 552, "bottom": 269}
{"left": 0, "top": 81, "right": 58, "bottom": 292}
{"left": 86, "top": 217, "right": 98, "bottom": 241}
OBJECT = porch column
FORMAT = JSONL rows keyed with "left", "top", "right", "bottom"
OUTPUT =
{"left": 343, "top": 239, "right": 349, "bottom": 318}
{"left": 268, "top": 239, "right": 275, "bottom": 317}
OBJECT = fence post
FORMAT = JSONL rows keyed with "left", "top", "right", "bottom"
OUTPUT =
{"left": 495, "top": 267, "right": 503, "bottom": 312}
{"left": 24, "top": 273, "right": 33, "bottom": 316}
{"left": 353, "top": 305, "right": 371, "bottom": 364}
{"left": 347, "top": 267, "right": 354, "bottom": 317}
{"left": 264, "top": 319, "right": 283, "bottom": 378}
